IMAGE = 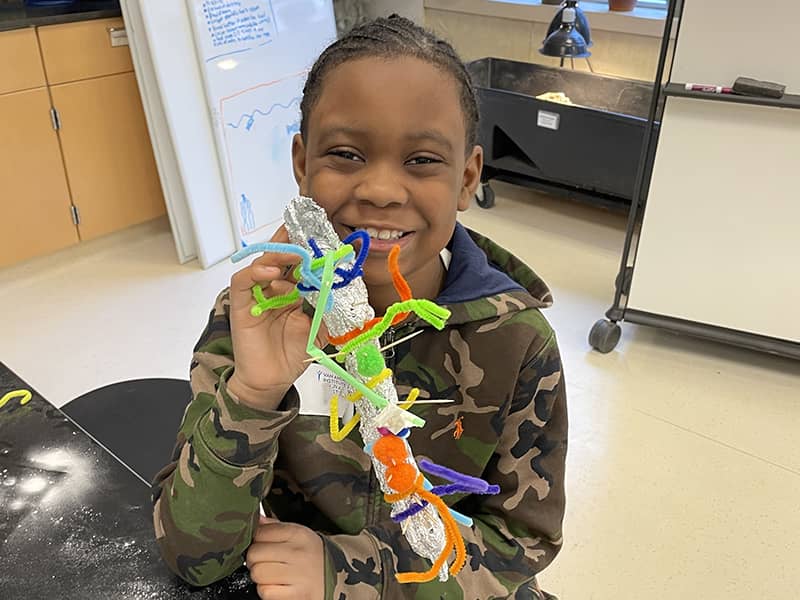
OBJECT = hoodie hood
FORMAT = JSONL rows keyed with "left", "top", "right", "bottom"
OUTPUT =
{"left": 429, "top": 223, "right": 552, "bottom": 327}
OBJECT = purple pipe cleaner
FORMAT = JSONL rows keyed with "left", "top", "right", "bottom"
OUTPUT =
{"left": 391, "top": 502, "right": 427, "bottom": 523}
{"left": 390, "top": 460, "right": 500, "bottom": 523}
{"left": 418, "top": 459, "right": 499, "bottom": 495}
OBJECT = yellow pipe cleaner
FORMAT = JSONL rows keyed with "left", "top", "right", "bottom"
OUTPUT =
{"left": 0, "top": 389, "right": 32, "bottom": 409}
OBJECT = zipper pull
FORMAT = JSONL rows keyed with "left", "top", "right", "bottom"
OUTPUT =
{"left": 381, "top": 328, "right": 396, "bottom": 361}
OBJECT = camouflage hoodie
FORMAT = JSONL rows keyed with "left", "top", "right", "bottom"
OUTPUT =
{"left": 152, "top": 224, "right": 568, "bottom": 599}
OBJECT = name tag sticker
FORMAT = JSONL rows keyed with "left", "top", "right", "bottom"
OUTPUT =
{"left": 295, "top": 363, "right": 355, "bottom": 421}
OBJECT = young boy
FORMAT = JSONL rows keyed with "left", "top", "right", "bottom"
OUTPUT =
{"left": 153, "top": 16, "right": 567, "bottom": 600}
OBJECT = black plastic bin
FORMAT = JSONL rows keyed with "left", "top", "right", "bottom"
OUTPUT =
{"left": 468, "top": 58, "right": 660, "bottom": 209}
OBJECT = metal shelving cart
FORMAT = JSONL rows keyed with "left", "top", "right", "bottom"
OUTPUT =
{"left": 589, "top": 0, "right": 800, "bottom": 359}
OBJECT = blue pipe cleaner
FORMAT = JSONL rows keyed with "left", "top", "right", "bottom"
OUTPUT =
{"left": 298, "top": 232, "right": 369, "bottom": 292}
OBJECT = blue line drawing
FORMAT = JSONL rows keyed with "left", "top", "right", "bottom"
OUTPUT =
{"left": 286, "top": 120, "right": 301, "bottom": 136}
{"left": 240, "top": 193, "right": 256, "bottom": 233}
{"left": 268, "top": 0, "right": 278, "bottom": 34}
{"left": 226, "top": 97, "right": 302, "bottom": 130}
{"left": 205, "top": 47, "right": 253, "bottom": 63}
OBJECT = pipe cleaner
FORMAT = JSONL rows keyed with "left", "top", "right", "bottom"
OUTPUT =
{"left": 235, "top": 196, "right": 500, "bottom": 584}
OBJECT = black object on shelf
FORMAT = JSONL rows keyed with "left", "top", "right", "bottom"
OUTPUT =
{"left": 664, "top": 82, "right": 800, "bottom": 110}
{"left": 467, "top": 58, "right": 661, "bottom": 211}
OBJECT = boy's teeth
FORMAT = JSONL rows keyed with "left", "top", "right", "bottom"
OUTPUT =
{"left": 364, "top": 227, "right": 403, "bottom": 240}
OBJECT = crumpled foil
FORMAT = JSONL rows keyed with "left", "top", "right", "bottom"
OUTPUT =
{"left": 283, "top": 196, "right": 449, "bottom": 581}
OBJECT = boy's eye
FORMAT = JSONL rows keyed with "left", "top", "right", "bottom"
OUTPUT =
{"left": 328, "top": 149, "right": 364, "bottom": 162}
{"left": 406, "top": 156, "right": 442, "bottom": 166}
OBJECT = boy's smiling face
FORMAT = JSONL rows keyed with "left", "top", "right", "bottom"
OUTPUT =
{"left": 292, "top": 56, "right": 483, "bottom": 309}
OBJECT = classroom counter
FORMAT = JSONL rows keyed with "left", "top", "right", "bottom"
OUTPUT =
{"left": 0, "top": 1, "right": 120, "bottom": 32}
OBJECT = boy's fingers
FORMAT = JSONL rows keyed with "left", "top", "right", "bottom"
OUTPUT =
{"left": 253, "top": 522, "right": 298, "bottom": 544}
{"left": 270, "top": 224, "right": 290, "bottom": 244}
{"left": 256, "top": 584, "right": 295, "bottom": 600}
{"left": 314, "top": 323, "right": 329, "bottom": 348}
{"left": 229, "top": 266, "right": 278, "bottom": 302}
{"left": 246, "top": 541, "right": 287, "bottom": 563}
{"left": 259, "top": 515, "right": 280, "bottom": 525}
{"left": 230, "top": 224, "right": 306, "bottom": 308}
{"left": 249, "top": 561, "right": 290, "bottom": 585}
{"left": 249, "top": 251, "right": 299, "bottom": 271}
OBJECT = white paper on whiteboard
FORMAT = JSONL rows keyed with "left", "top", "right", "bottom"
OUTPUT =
{"left": 187, "top": 0, "right": 337, "bottom": 248}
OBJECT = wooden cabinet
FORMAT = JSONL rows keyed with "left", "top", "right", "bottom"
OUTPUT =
{"left": 37, "top": 17, "right": 133, "bottom": 85}
{"left": 0, "top": 28, "right": 47, "bottom": 95}
{"left": 0, "top": 88, "right": 79, "bottom": 268}
{"left": 51, "top": 72, "right": 165, "bottom": 241}
{"left": 0, "top": 17, "right": 165, "bottom": 268}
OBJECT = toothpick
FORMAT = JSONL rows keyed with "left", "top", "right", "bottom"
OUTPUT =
{"left": 303, "top": 328, "right": 425, "bottom": 363}
{"left": 378, "top": 329, "right": 424, "bottom": 352}
{"left": 391, "top": 398, "right": 454, "bottom": 405}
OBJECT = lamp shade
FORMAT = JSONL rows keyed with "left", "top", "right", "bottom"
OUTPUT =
{"left": 546, "top": 1, "right": 593, "bottom": 47}
{"left": 539, "top": 8, "right": 591, "bottom": 59}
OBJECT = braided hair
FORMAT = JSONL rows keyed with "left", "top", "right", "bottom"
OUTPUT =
{"left": 300, "top": 15, "right": 479, "bottom": 151}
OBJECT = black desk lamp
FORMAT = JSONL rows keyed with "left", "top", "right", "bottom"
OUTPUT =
{"left": 540, "top": 1, "right": 594, "bottom": 70}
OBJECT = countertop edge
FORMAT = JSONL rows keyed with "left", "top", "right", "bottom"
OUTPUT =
{"left": 0, "top": 8, "right": 122, "bottom": 33}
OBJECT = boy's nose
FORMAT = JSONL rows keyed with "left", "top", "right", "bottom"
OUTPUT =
{"left": 353, "top": 163, "right": 409, "bottom": 207}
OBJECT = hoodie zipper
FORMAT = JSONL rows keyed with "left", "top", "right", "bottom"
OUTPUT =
{"left": 381, "top": 327, "right": 397, "bottom": 369}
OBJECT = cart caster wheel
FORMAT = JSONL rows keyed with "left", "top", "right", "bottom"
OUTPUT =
{"left": 589, "top": 319, "right": 621, "bottom": 354}
{"left": 475, "top": 183, "right": 495, "bottom": 209}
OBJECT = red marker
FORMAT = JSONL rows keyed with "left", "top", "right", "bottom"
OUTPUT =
{"left": 685, "top": 83, "right": 734, "bottom": 94}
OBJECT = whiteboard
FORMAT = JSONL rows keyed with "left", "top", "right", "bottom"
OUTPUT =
{"left": 627, "top": 98, "right": 800, "bottom": 344}
{"left": 125, "top": 0, "right": 238, "bottom": 268}
{"left": 672, "top": 0, "right": 800, "bottom": 93}
{"left": 187, "top": 0, "right": 337, "bottom": 247}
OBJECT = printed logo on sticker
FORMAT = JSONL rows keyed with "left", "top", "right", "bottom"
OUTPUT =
{"left": 295, "top": 363, "right": 355, "bottom": 420}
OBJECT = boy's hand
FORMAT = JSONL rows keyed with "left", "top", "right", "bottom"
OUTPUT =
{"left": 227, "top": 225, "right": 328, "bottom": 412}
{"left": 247, "top": 517, "right": 325, "bottom": 600}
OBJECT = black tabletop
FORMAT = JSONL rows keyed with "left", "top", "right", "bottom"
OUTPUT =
{"left": 0, "top": 363, "right": 257, "bottom": 598}
{"left": 0, "top": 1, "right": 121, "bottom": 32}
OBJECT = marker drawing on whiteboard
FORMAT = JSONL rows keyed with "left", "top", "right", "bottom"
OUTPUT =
{"left": 240, "top": 194, "right": 256, "bottom": 234}
{"left": 286, "top": 120, "right": 301, "bottom": 136}
{"left": 202, "top": 0, "right": 278, "bottom": 60}
{"left": 268, "top": 0, "right": 278, "bottom": 34}
{"left": 226, "top": 97, "right": 302, "bottom": 130}
{"left": 205, "top": 47, "right": 253, "bottom": 64}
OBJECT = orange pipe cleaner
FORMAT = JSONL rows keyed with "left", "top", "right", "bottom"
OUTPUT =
{"left": 374, "top": 435, "right": 468, "bottom": 583}
{"left": 329, "top": 245, "right": 412, "bottom": 345}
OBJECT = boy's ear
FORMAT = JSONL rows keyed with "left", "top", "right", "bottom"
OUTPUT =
{"left": 458, "top": 145, "right": 484, "bottom": 211}
{"left": 291, "top": 133, "right": 308, "bottom": 195}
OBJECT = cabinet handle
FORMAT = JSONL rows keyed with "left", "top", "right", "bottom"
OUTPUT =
{"left": 108, "top": 27, "right": 129, "bottom": 47}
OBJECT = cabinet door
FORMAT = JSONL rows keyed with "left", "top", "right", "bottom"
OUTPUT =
{"left": 0, "top": 88, "right": 78, "bottom": 269}
{"left": 37, "top": 18, "right": 133, "bottom": 85}
{"left": 0, "top": 28, "right": 47, "bottom": 95}
{"left": 50, "top": 72, "right": 165, "bottom": 241}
